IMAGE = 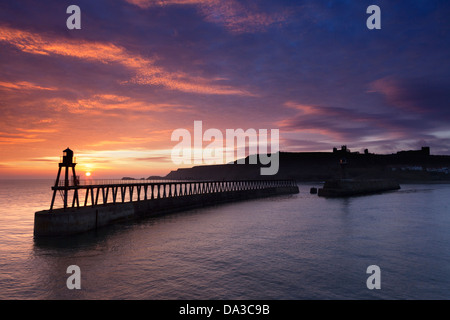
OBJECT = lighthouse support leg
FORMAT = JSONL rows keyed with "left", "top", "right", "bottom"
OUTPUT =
{"left": 50, "top": 166, "right": 62, "bottom": 211}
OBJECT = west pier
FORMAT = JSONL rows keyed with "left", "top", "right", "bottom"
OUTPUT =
{"left": 317, "top": 152, "right": 401, "bottom": 197}
{"left": 34, "top": 149, "right": 299, "bottom": 237}
{"left": 317, "top": 179, "right": 400, "bottom": 197}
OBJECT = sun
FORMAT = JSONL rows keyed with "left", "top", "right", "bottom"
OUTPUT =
{"left": 85, "top": 172, "right": 91, "bottom": 177}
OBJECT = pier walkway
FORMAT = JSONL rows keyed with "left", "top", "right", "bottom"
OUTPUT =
{"left": 50, "top": 179, "right": 298, "bottom": 211}
{"left": 35, "top": 148, "right": 299, "bottom": 236}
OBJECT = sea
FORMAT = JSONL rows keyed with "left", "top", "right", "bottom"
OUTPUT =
{"left": 0, "top": 179, "right": 449, "bottom": 300}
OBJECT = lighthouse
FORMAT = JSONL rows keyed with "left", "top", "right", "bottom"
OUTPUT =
{"left": 50, "top": 148, "right": 79, "bottom": 210}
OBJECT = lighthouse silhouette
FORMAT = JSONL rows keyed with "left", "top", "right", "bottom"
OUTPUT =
{"left": 50, "top": 148, "right": 79, "bottom": 210}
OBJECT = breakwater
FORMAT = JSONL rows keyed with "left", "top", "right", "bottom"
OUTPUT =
{"left": 317, "top": 179, "right": 400, "bottom": 197}
{"left": 34, "top": 180, "right": 299, "bottom": 237}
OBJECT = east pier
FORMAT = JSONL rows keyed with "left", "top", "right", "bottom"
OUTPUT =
{"left": 34, "top": 149, "right": 299, "bottom": 237}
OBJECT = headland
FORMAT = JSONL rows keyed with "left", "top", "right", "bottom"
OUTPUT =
{"left": 161, "top": 146, "right": 450, "bottom": 183}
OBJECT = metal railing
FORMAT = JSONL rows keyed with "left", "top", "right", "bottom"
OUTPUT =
{"left": 55, "top": 178, "right": 189, "bottom": 187}
{"left": 49, "top": 179, "right": 298, "bottom": 210}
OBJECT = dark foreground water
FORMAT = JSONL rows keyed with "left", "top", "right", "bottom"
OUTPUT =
{"left": 0, "top": 179, "right": 449, "bottom": 299}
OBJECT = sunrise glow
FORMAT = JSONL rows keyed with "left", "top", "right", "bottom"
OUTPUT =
{"left": 1, "top": 1, "right": 449, "bottom": 179}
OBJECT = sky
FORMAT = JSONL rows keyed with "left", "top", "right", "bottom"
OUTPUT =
{"left": 0, "top": 0, "right": 449, "bottom": 179}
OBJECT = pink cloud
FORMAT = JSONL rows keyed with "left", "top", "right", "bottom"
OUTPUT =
{"left": 45, "top": 94, "right": 190, "bottom": 115}
{"left": 369, "top": 77, "right": 427, "bottom": 114}
{"left": 0, "top": 131, "right": 46, "bottom": 144}
{"left": 278, "top": 101, "right": 412, "bottom": 143}
{"left": 199, "top": 0, "right": 289, "bottom": 33}
{"left": 125, "top": 0, "right": 290, "bottom": 33}
{"left": 0, "top": 81, "right": 57, "bottom": 91}
{"left": 0, "top": 25, "right": 252, "bottom": 96}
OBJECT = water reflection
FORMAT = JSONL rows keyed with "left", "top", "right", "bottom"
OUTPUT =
{"left": 2, "top": 182, "right": 450, "bottom": 299}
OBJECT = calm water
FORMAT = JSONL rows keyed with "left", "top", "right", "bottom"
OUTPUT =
{"left": 0, "top": 179, "right": 449, "bottom": 300}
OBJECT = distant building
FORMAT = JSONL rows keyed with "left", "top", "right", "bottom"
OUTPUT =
{"left": 397, "top": 146, "right": 430, "bottom": 156}
{"left": 333, "top": 145, "right": 350, "bottom": 154}
{"left": 331, "top": 146, "right": 431, "bottom": 156}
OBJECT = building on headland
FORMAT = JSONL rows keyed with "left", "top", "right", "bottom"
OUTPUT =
{"left": 332, "top": 145, "right": 430, "bottom": 157}
{"left": 333, "top": 145, "right": 351, "bottom": 154}
{"left": 164, "top": 145, "right": 450, "bottom": 182}
{"left": 332, "top": 145, "right": 371, "bottom": 155}
{"left": 396, "top": 146, "right": 430, "bottom": 156}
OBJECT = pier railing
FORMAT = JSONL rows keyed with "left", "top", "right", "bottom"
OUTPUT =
{"left": 50, "top": 179, "right": 298, "bottom": 210}
{"left": 55, "top": 179, "right": 191, "bottom": 187}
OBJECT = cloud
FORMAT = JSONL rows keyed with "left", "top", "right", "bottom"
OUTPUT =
{"left": 74, "top": 148, "right": 175, "bottom": 167}
{"left": 0, "top": 81, "right": 57, "bottom": 91}
{"left": 369, "top": 77, "right": 450, "bottom": 118}
{"left": 278, "top": 94, "right": 450, "bottom": 155}
{"left": 131, "top": 156, "right": 173, "bottom": 162}
{"left": 1, "top": 0, "right": 450, "bottom": 177}
{"left": 199, "top": 0, "right": 289, "bottom": 33}
{"left": 45, "top": 94, "right": 188, "bottom": 115}
{"left": 16, "top": 128, "right": 58, "bottom": 134}
{"left": 28, "top": 158, "right": 57, "bottom": 162}
{"left": 279, "top": 137, "right": 333, "bottom": 152}
{"left": 0, "top": 25, "right": 145, "bottom": 65}
{"left": 129, "top": 71, "right": 254, "bottom": 96}
{"left": 125, "top": 0, "right": 290, "bottom": 33}
{"left": 126, "top": 0, "right": 203, "bottom": 8}
{"left": 0, "top": 131, "right": 46, "bottom": 144}
{"left": 278, "top": 101, "right": 416, "bottom": 143}
{"left": 86, "top": 135, "right": 163, "bottom": 148}
{"left": 0, "top": 25, "right": 252, "bottom": 96}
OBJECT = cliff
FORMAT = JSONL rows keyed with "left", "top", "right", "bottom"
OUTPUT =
{"left": 162, "top": 147, "right": 450, "bottom": 182}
